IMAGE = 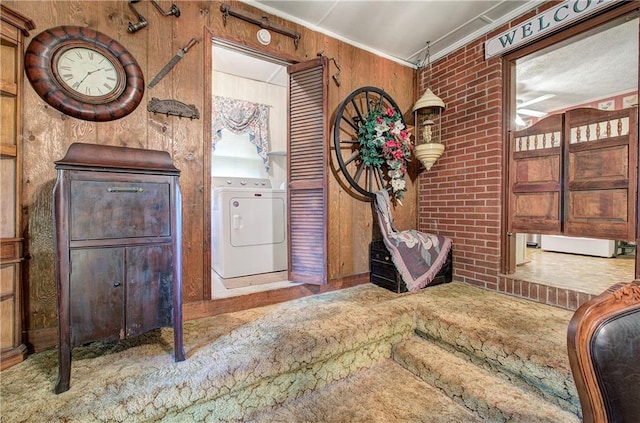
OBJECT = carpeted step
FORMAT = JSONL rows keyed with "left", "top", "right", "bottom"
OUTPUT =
{"left": 401, "top": 283, "right": 581, "bottom": 416}
{"left": 247, "top": 359, "right": 485, "bottom": 423}
{"left": 393, "top": 336, "right": 580, "bottom": 422}
{"left": 0, "top": 283, "right": 582, "bottom": 422}
{"left": 1, "top": 285, "right": 418, "bottom": 422}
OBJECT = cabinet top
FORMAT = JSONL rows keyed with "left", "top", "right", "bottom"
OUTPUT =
{"left": 1, "top": 4, "right": 36, "bottom": 36}
{"left": 55, "top": 143, "right": 180, "bottom": 173}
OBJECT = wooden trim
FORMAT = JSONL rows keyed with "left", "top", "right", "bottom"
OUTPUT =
{"left": 0, "top": 4, "right": 34, "bottom": 36}
{"left": 202, "top": 26, "right": 299, "bottom": 301}
{"left": 502, "top": 2, "right": 640, "bottom": 275}
{"left": 202, "top": 27, "right": 213, "bottom": 302}
{"left": 501, "top": 56, "right": 515, "bottom": 274}
{"left": 184, "top": 273, "right": 368, "bottom": 321}
{"left": 26, "top": 273, "right": 370, "bottom": 352}
{"left": 0, "top": 344, "right": 27, "bottom": 370}
{"left": 504, "top": 2, "right": 640, "bottom": 62}
{"left": 23, "top": 327, "right": 58, "bottom": 353}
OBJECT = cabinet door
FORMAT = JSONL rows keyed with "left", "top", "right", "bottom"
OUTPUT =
{"left": 125, "top": 245, "right": 173, "bottom": 338}
{"left": 70, "top": 248, "right": 125, "bottom": 346}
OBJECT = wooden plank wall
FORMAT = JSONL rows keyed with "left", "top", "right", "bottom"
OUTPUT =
{"left": 5, "top": 0, "right": 416, "bottom": 351}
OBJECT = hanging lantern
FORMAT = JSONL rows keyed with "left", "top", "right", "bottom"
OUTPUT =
{"left": 413, "top": 88, "right": 445, "bottom": 170}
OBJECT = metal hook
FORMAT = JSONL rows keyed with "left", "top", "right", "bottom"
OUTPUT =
{"left": 150, "top": 0, "right": 180, "bottom": 17}
{"left": 127, "top": 0, "right": 148, "bottom": 33}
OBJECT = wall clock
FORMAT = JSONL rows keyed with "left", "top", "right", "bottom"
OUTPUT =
{"left": 25, "top": 26, "right": 144, "bottom": 122}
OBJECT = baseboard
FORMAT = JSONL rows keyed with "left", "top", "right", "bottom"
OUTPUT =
{"left": 27, "top": 274, "right": 371, "bottom": 352}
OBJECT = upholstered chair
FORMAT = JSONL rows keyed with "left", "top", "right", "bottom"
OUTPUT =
{"left": 567, "top": 281, "right": 640, "bottom": 423}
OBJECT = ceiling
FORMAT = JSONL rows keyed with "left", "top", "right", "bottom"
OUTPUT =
{"left": 215, "top": 2, "right": 638, "bottom": 119}
{"left": 245, "top": 0, "right": 539, "bottom": 66}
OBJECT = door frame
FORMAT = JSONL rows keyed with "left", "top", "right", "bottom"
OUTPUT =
{"left": 501, "top": 3, "right": 640, "bottom": 276}
{"left": 203, "top": 28, "right": 301, "bottom": 298}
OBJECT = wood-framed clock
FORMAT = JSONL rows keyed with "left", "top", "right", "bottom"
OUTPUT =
{"left": 25, "top": 26, "right": 144, "bottom": 122}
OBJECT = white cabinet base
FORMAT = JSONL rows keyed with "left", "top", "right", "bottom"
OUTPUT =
{"left": 541, "top": 235, "right": 616, "bottom": 258}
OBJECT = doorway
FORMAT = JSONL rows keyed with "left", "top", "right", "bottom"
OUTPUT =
{"left": 210, "top": 42, "right": 295, "bottom": 298}
{"left": 506, "top": 12, "right": 639, "bottom": 294}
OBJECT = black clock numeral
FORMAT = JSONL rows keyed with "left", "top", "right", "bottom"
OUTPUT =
{"left": 104, "top": 68, "right": 115, "bottom": 73}
{"left": 74, "top": 51, "right": 82, "bottom": 59}
{"left": 103, "top": 83, "right": 113, "bottom": 91}
{"left": 88, "top": 51, "right": 94, "bottom": 61}
{"left": 72, "top": 81, "right": 80, "bottom": 90}
{"left": 62, "top": 73, "right": 74, "bottom": 81}
{"left": 85, "top": 87, "right": 91, "bottom": 95}
{"left": 96, "top": 87, "right": 104, "bottom": 95}
{"left": 106, "top": 76, "right": 116, "bottom": 82}
{"left": 60, "top": 65, "right": 72, "bottom": 71}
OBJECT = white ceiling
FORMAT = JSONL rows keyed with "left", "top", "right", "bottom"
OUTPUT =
{"left": 245, "top": 0, "right": 539, "bottom": 66}
{"left": 215, "top": 1, "right": 638, "bottom": 118}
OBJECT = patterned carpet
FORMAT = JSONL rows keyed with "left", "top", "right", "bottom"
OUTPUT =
{"left": 0, "top": 282, "right": 580, "bottom": 422}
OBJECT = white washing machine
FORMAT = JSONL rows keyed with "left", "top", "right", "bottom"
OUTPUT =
{"left": 212, "top": 177, "right": 287, "bottom": 278}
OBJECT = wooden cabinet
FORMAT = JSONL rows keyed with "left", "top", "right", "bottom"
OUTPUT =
{"left": 0, "top": 5, "right": 34, "bottom": 371}
{"left": 53, "top": 143, "right": 185, "bottom": 394}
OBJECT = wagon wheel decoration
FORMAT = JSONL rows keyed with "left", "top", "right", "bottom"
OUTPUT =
{"left": 333, "top": 86, "right": 412, "bottom": 200}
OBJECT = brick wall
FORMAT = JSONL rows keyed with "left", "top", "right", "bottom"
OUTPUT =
{"left": 416, "top": 2, "right": 611, "bottom": 310}
{"left": 417, "top": 35, "right": 505, "bottom": 291}
{"left": 416, "top": 5, "right": 563, "bottom": 293}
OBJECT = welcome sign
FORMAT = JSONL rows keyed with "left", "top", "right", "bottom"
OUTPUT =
{"left": 485, "top": 0, "right": 617, "bottom": 59}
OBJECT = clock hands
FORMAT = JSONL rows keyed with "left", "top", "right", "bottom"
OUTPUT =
{"left": 76, "top": 67, "right": 105, "bottom": 88}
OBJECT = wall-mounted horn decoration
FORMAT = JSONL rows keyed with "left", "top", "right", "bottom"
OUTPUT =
{"left": 151, "top": 0, "right": 180, "bottom": 17}
{"left": 127, "top": 0, "right": 148, "bottom": 33}
{"left": 220, "top": 3, "right": 301, "bottom": 49}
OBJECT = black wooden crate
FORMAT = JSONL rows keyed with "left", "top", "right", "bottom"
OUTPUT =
{"left": 369, "top": 239, "right": 453, "bottom": 293}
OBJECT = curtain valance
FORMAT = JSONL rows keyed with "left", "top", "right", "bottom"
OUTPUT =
{"left": 212, "top": 96, "right": 270, "bottom": 171}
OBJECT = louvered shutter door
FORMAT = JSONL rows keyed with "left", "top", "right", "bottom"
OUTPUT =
{"left": 287, "top": 57, "right": 328, "bottom": 284}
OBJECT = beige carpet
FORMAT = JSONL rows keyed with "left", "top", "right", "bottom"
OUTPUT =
{"left": 0, "top": 282, "right": 581, "bottom": 422}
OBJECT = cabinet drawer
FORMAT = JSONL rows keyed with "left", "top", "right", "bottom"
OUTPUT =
{"left": 70, "top": 180, "right": 171, "bottom": 240}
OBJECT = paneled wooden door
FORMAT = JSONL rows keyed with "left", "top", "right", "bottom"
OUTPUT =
{"left": 508, "top": 107, "right": 639, "bottom": 276}
{"left": 563, "top": 107, "right": 638, "bottom": 241}
{"left": 509, "top": 114, "right": 563, "bottom": 235}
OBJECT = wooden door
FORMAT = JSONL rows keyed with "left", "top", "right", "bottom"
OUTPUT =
{"left": 287, "top": 57, "right": 328, "bottom": 284}
{"left": 70, "top": 248, "right": 125, "bottom": 346}
{"left": 509, "top": 114, "right": 563, "bottom": 234}
{"left": 126, "top": 244, "right": 174, "bottom": 337}
{"left": 564, "top": 107, "right": 638, "bottom": 241}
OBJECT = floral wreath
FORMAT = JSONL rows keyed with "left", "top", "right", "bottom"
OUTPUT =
{"left": 357, "top": 106, "right": 413, "bottom": 200}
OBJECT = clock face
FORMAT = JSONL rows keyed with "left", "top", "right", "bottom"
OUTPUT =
{"left": 55, "top": 47, "right": 122, "bottom": 98}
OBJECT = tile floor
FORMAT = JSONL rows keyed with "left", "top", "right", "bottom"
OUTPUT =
{"left": 513, "top": 247, "right": 635, "bottom": 295}
{"left": 211, "top": 247, "right": 637, "bottom": 309}
{"left": 211, "top": 270, "right": 298, "bottom": 299}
